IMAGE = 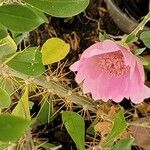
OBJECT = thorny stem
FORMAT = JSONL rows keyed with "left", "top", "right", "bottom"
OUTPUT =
{"left": 122, "top": 11, "right": 150, "bottom": 42}
{"left": 0, "top": 66, "right": 97, "bottom": 112}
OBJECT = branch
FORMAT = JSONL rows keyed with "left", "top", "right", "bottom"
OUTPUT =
{"left": 0, "top": 66, "right": 97, "bottom": 112}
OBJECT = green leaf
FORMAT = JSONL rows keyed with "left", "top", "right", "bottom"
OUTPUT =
{"left": 12, "top": 32, "right": 29, "bottom": 45}
{"left": 40, "top": 143, "right": 58, "bottom": 150}
{"left": 125, "top": 34, "right": 138, "bottom": 44}
{"left": 101, "top": 108, "right": 127, "bottom": 147}
{"left": 140, "top": 31, "right": 150, "bottom": 48}
{"left": 0, "top": 114, "right": 30, "bottom": 142}
{"left": 111, "top": 138, "right": 134, "bottom": 150}
{"left": 7, "top": 47, "right": 45, "bottom": 76}
{"left": 26, "top": 5, "right": 48, "bottom": 23}
{"left": 0, "top": 143, "right": 10, "bottom": 150}
{"left": 138, "top": 56, "right": 149, "bottom": 66}
{"left": 0, "top": 24, "right": 8, "bottom": 39}
{"left": 41, "top": 38, "right": 70, "bottom": 65}
{"left": 62, "top": 111, "right": 85, "bottom": 150}
{"left": 0, "top": 4, "right": 44, "bottom": 32}
{"left": 143, "top": 55, "right": 150, "bottom": 71}
{"left": 37, "top": 97, "right": 56, "bottom": 124}
{"left": 134, "top": 48, "right": 146, "bottom": 56}
{"left": 0, "top": 77, "right": 14, "bottom": 95}
{"left": 23, "top": 0, "right": 90, "bottom": 17}
{"left": 0, "top": 35, "right": 17, "bottom": 61}
{"left": 0, "top": 87, "right": 11, "bottom": 108}
{"left": 99, "top": 32, "right": 110, "bottom": 41}
{"left": 12, "top": 86, "right": 30, "bottom": 120}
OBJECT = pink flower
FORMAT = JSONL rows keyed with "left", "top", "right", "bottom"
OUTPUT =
{"left": 70, "top": 40, "right": 150, "bottom": 103}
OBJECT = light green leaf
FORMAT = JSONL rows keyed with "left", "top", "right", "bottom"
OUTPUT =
{"left": 0, "top": 114, "right": 30, "bottom": 142}
{"left": 111, "top": 138, "right": 134, "bottom": 150}
{"left": 7, "top": 47, "right": 45, "bottom": 76}
{"left": 12, "top": 86, "right": 30, "bottom": 120}
{"left": 0, "top": 35, "right": 17, "bottom": 61}
{"left": 37, "top": 97, "right": 56, "bottom": 124}
{"left": 0, "top": 23, "right": 8, "bottom": 39}
{"left": 0, "top": 143, "right": 10, "bottom": 150}
{"left": 143, "top": 55, "right": 150, "bottom": 71}
{"left": 138, "top": 56, "right": 149, "bottom": 66}
{"left": 101, "top": 108, "right": 127, "bottom": 147}
{"left": 140, "top": 31, "right": 150, "bottom": 48}
{"left": 23, "top": 0, "right": 89, "bottom": 17}
{"left": 0, "top": 87, "right": 11, "bottom": 108}
{"left": 40, "top": 143, "right": 58, "bottom": 150}
{"left": 134, "top": 48, "right": 146, "bottom": 56}
{"left": 12, "top": 32, "right": 29, "bottom": 45}
{"left": 0, "top": 4, "right": 44, "bottom": 32}
{"left": 99, "top": 32, "right": 110, "bottom": 41}
{"left": 41, "top": 38, "right": 70, "bottom": 65}
{"left": 62, "top": 111, "right": 85, "bottom": 150}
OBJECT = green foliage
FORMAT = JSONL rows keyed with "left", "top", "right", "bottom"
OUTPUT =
{"left": 0, "top": 114, "right": 30, "bottom": 142}
{"left": 111, "top": 138, "right": 134, "bottom": 150}
{"left": 0, "top": 87, "right": 10, "bottom": 108}
{"left": 37, "top": 97, "right": 56, "bottom": 124}
{"left": 40, "top": 143, "right": 58, "bottom": 150}
{"left": 99, "top": 32, "right": 110, "bottom": 41}
{"left": 134, "top": 48, "right": 146, "bottom": 56}
{"left": 138, "top": 56, "right": 149, "bottom": 66}
{"left": 7, "top": 47, "right": 45, "bottom": 76}
{"left": 0, "top": 24, "right": 8, "bottom": 39}
{"left": 23, "top": 0, "right": 90, "bottom": 17}
{"left": 11, "top": 32, "right": 29, "bottom": 45}
{"left": 0, "top": 143, "right": 10, "bottom": 150}
{"left": 0, "top": 4, "right": 44, "bottom": 32}
{"left": 41, "top": 38, "right": 70, "bottom": 65}
{"left": 101, "top": 108, "right": 127, "bottom": 148}
{"left": 12, "top": 86, "right": 31, "bottom": 120}
{"left": 0, "top": 35, "right": 17, "bottom": 61}
{"left": 140, "top": 31, "right": 150, "bottom": 48}
{"left": 144, "top": 55, "right": 150, "bottom": 71}
{"left": 125, "top": 34, "right": 138, "bottom": 44}
{"left": 62, "top": 111, "right": 85, "bottom": 150}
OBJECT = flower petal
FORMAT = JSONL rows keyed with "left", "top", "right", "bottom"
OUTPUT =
{"left": 69, "top": 61, "right": 80, "bottom": 71}
{"left": 81, "top": 40, "right": 120, "bottom": 59}
{"left": 120, "top": 46, "right": 136, "bottom": 77}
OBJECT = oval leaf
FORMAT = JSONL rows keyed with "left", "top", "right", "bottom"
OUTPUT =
{"left": 140, "top": 31, "right": 150, "bottom": 48}
{"left": 7, "top": 47, "right": 45, "bottom": 76}
{"left": 41, "top": 38, "right": 70, "bottom": 65}
{"left": 0, "top": 114, "right": 30, "bottom": 142}
{"left": 0, "top": 4, "right": 44, "bottom": 32}
{"left": 0, "top": 87, "right": 11, "bottom": 108}
{"left": 23, "top": 0, "right": 89, "bottom": 17}
{"left": 62, "top": 111, "right": 85, "bottom": 150}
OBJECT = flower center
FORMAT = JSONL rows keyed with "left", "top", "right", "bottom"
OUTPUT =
{"left": 98, "top": 51, "right": 129, "bottom": 76}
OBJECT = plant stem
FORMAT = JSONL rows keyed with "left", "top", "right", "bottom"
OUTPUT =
{"left": 122, "top": 11, "right": 150, "bottom": 42}
{"left": 0, "top": 66, "right": 97, "bottom": 112}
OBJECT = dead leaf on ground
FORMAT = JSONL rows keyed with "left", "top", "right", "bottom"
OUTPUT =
{"left": 129, "top": 117, "right": 150, "bottom": 150}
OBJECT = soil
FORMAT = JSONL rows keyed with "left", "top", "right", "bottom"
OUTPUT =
{"left": 28, "top": 0, "right": 149, "bottom": 150}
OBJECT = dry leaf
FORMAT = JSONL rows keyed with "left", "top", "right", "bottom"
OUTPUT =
{"left": 94, "top": 121, "right": 112, "bottom": 137}
{"left": 129, "top": 117, "right": 150, "bottom": 150}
